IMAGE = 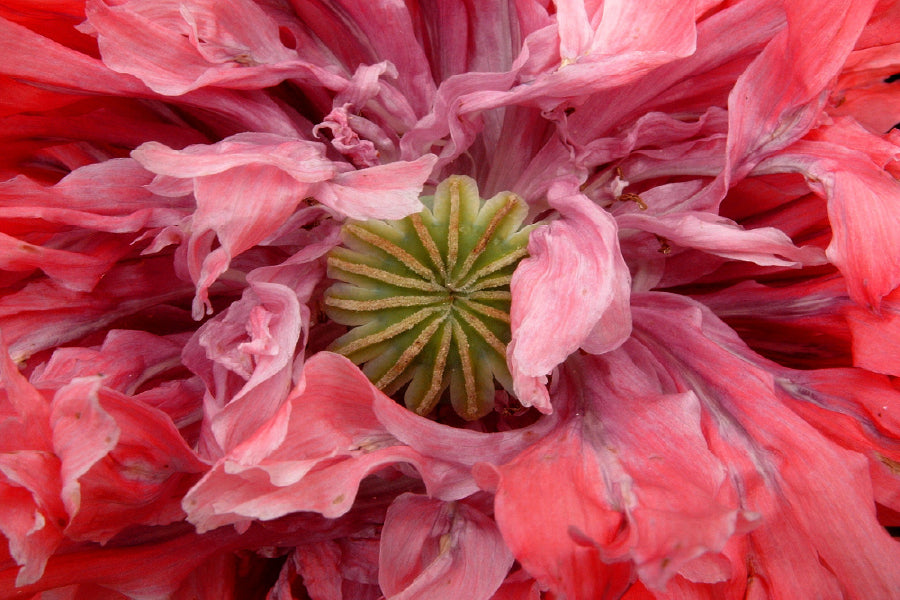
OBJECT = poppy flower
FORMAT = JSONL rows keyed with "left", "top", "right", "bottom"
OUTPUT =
{"left": 1, "top": 0, "right": 899, "bottom": 598}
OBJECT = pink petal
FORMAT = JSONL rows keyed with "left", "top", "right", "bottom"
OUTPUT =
{"left": 615, "top": 210, "right": 826, "bottom": 267}
{"left": 508, "top": 183, "right": 631, "bottom": 411}
{"left": 182, "top": 353, "right": 474, "bottom": 532}
{"left": 84, "top": 0, "right": 302, "bottom": 96}
{"left": 0, "top": 528, "right": 242, "bottom": 598}
{"left": 755, "top": 138, "right": 900, "bottom": 308}
{"left": 0, "top": 451, "right": 65, "bottom": 587}
{"left": 630, "top": 292, "right": 900, "bottom": 598}
{"left": 134, "top": 135, "right": 435, "bottom": 317}
{"left": 50, "top": 379, "right": 207, "bottom": 543}
{"left": 379, "top": 494, "right": 513, "bottom": 600}
{"left": 187, "top": 281, "right": 303, "bottom": 456}
{"left": 313, "top": 154, "right": 437, "bottom": 220}
{"left": 846, "top": 288, "right": 900, "bottom": 375}
{"left": 0, "top": 256, "right": 193, "bottom": 363}
{"left": 184, "top": 235, "right": 335, "bottom": 456}
{"left": 725, "top": 0, "right": 879, "bottom": 179}
{"left": 477, "top": 348, "right": 739, "bottom": 595}
{"left": 0, "top": 342, "right": 65, "bottom": 586}
{"left": 49, "top": 378, "right": 120, "bottom": 521}
{"left": 777, "top": 367, "right": 900, "bottom": 516}
{"left": 33, "top": 330, "right": 187, "bottom": 394}
{"left": 132, "top": 134, "right": 335, "bottom": 182}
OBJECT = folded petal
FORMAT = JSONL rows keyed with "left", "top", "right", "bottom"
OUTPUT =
{"left": 725, "top": 0, "right": 878, "bottom": 177}
{"left": 84, "top": 0, "right": 303, "bottom": 96}
{"left": 630, "top": 292, "right": 900, "bottom": 598}
{"left": 477, "top": 344, "right": 739, "bottom": 596}
{"left": 182, "top": 353, "right": 475, "bottom": 533}
{"left": 379, "top": 494, "right": 513, "bottom": 600}
{"left": 754, "top": 138, "right": 900, "bottom": 308}
{"left": 615, "top": 210, "right": 826, "bottom": 267}
{"left": 50, "top": 378, "right": 207, "bottom": 543}
{"left": 508, "top": 183, "right": 631, "bottom": 411}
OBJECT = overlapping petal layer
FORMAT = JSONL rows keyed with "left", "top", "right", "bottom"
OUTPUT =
{"left": 1, "top": 0, "right": 898, "bottom": 597}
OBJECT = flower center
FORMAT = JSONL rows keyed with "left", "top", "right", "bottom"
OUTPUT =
{"left": 324, "top": 175, "right": 533, "bottom": 420}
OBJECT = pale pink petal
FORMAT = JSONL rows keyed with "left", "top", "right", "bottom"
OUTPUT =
{"left": 184, "top": 235, "right": 334, "bottom": 456}
{"left": 313, "top": 154, "right": 438, "bottom": 221}
{"left": 508, "top": 183, "right": 631, "bottom": 411}
{"left": 132, "top": 134, "right": 335, "bottom": 182}
{"left": 615, "top": 210, "right": 826, "bottom": 267}
{"left": 379, "top": 494, "right": 513, "bottom": 600}
{"left": 188, "top": 281, "right": 302, "bottom": 455}
{"left": 83, "top": 0, "right": 306, "bottom": 96}
{"left": 134, "top": 136, "right": 435, "bottom": 316}
{"left": 182, "top": 353, "right": 474, "bottom": 533}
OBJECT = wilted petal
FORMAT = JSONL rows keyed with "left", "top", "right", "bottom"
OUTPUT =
{"left": 509, "top": 183, "right": 631, "bottom": 411}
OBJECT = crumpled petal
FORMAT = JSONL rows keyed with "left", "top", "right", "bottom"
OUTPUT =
{"left": 724, "top": 0, "right": 879, "bottom": 179}
{"left": 133, "top": 134, "right": 436, "bottom": 317}
{"left": 0, "top": 340, "right": 64, "bottom": 586}
{"left": 182, "top": 352, "right": 552, "bottom": 533}
{"left": 508, "top": 182, "right": 631, "bottom": 411}
{"left": 50, "top": 377, "right": 207, "bottom": 544}
{"left": 629, "top": 293, "right": 900, "bottom": 598}
{"left": 83, "top": 0, "right": 304, "bottom": 96}
{"left": 182, "top": 353, "right": 469, "bottom": 532}
{"left": 615, "top": 210, "right": 826, "bottom": 267}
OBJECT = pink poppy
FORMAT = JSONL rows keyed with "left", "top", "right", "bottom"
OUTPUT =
{"left": 1, "top": 0, "right": 899, "bottom": 598}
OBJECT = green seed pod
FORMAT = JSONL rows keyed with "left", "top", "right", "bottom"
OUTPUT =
{"left": 324, "top": 175, "right": 534, "bottom": 420}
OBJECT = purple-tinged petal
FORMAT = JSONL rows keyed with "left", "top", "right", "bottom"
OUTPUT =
{"left": 630, "top": 292, "right": 900, "bottom": 598}
{"left": 477, "top": 344, "right": 740, "bottom": 596}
